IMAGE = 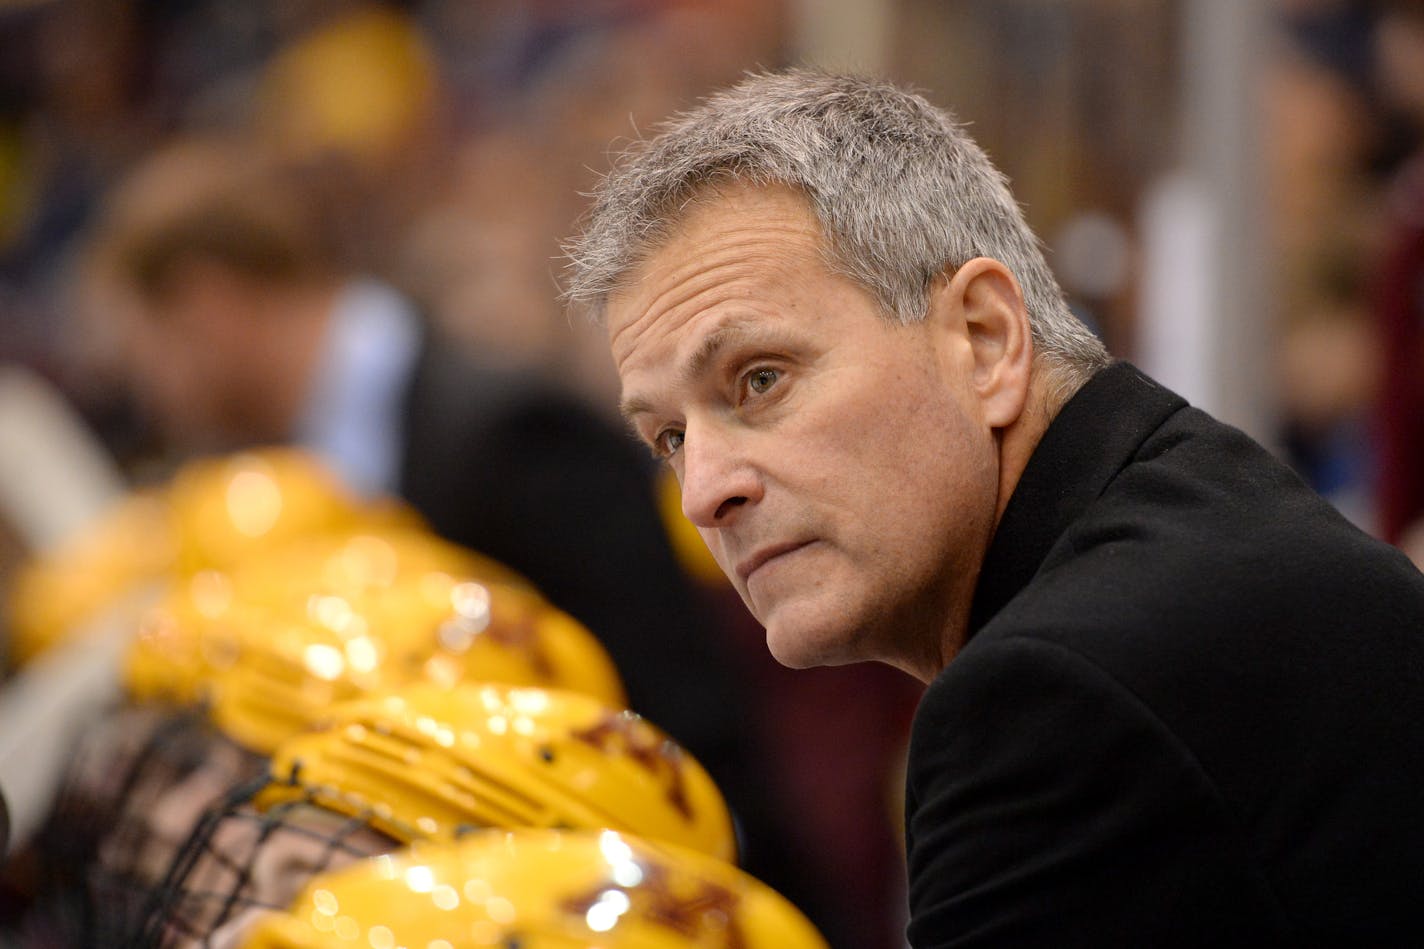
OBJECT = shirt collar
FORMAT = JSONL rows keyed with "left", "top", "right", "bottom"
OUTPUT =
{"left": 295, "top": 279, "right": 422, "bottom": 498}
{"left": 966, "top": 361, "right": 1187, "bottom": 637}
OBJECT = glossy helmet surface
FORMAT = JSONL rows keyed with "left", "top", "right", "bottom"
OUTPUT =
{"left": 257, "top": 682, "right": 734, "bottom": 861}
{"left": 123, "top": 569, "right": 255, "bottom": 706}
{"left": 31, "top": 450, "right": 425, "bottom": 942}
{"left": 6, "top": 489, "right": 176, "bottom": 665}
{"left": 218, "top": 522, "right": 533, "bottom": 601}
{"left": 10, "top": 446, "right": 391, "bottom": 666}
{"left": 242, "top": 829, "right": 828, "bottom": 948}
{"left": 165, "top": 448, "right": 375, "bottom": 573}
{"left": 201, "top": 553, "right": 625, "bottom": 755}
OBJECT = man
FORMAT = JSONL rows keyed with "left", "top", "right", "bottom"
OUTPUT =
{"left": 565, "top": 69, "right": 1424, "bottom": 946}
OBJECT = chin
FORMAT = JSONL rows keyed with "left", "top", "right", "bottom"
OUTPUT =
{"left": 763, "top": 615, "right": 859, "bottom": 670}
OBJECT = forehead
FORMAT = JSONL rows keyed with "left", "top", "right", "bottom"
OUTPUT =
{"left": 605, "top": 183, "right": 828, "bottom": 371}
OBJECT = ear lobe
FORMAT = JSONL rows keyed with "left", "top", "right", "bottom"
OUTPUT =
{"left": 943, "top": 257, "right": 1033, "bottom": 429}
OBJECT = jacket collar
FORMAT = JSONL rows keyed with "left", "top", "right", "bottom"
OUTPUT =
{"left": 966, "top": 361, "right": 1186, "bottom": 637}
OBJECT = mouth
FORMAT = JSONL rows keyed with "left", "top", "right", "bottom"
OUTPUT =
{"left": 736, "top": 540, "right": 812, "bottom": 583}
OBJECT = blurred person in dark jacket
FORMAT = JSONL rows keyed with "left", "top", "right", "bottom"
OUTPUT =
{"left": 77, "top": 135, "right": 778, "bottom": 890}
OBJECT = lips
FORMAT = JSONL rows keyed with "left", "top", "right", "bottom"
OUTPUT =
{"left": 736, "top": 540, "right": 812, "bottom": 583}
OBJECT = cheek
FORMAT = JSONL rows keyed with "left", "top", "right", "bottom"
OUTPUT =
{"left": 831, "top": 386, "right": 993, "bottom": 560}
{"left": 128, "top": 325, "right": 208, "bottom": 414}
{"left": 812, "top": 372, "right": 973, "bottom": 496}
{"left": 697, "top": 528, "right": 746, "bottom": 599}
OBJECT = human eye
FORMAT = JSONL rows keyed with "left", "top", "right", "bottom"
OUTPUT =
{"left": 652, "top": 427, "right": 685, "bottom": 459}
{"left": 740, "top": 366, "right": 781, "bottom": 399}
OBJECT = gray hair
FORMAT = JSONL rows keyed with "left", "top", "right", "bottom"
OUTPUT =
{"left": 563, "top": 68, "right": 1110, "bottom": 386}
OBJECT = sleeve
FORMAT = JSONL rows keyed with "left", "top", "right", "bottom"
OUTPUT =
{"left": 905, "top": 636, "right": 1286, "bottom": 949}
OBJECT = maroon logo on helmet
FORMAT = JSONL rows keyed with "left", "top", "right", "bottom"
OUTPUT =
{"left": 478, "top": 608, "right": 557, "bottom": 679}
{"left": 560, "top": 859, "right": 746, "bottom": 947}
{"left": 570, "top": 711, "right": 692, "bottom": 820}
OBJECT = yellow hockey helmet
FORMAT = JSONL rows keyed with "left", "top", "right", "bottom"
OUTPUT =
{"left": 221, "top": 525, "right": 533, "bottom": 606}
{"left": 166, "top": 448, "right": 372, "bottom": 574}
{"left": 256, "top": 683, "right": 734, "bottom": 861}
{"left": 122, "top": 568, "right": 252, "bottom": 705}
{"left": 6, "top": 489, "right": 176, "bottom": 665}
{"left": 655, "top": 469, "right": 725, "bottom": 586}
{"left": 9, "top": 448, "right": 416, "bottom": 667}
{"left": 242, "top": 829, "right": 828, "bottom": 949}
{"left": 123, "top": 520, "right": 591, "bottom": 717}
{"left": 205, "top": 569, "right": 625, "bottom": 756}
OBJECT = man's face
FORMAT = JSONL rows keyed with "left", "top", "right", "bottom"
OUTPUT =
{"left": 117, "top": 262, "right": 281, "bottom": 450}
{"left": 607, "top": 184, "right": 1001, "bottom": 676}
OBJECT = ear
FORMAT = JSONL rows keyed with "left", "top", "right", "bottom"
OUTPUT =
{"left": 934, "top": 257, "right": 1034, "bottom": 429}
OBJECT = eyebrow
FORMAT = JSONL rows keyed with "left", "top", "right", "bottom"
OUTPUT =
{"left": 618, "top": 315, "right": 772, "bottom": 425}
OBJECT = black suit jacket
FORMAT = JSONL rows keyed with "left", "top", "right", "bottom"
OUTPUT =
{"left": 906, "top": 363, "right": 1424, "bottom": 947}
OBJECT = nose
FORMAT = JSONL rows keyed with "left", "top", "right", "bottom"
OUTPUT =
{"left": 678, "top": 420, "right": 761, "bottom": 527}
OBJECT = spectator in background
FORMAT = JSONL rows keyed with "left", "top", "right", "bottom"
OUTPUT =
{"left": 77, "top": 134, "right": 789, "bottom": 912}
{"left": 2, "top": 3, "right": 914, "bottom": 943}
{"left": 1371, "top": 0, "right": 1424, "bottom": 565}
{"left": 1267, "top": 1, "right": 1387, "bottom": 534}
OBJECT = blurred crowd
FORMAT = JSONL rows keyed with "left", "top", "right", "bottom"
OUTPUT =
{"left": 5, "top": 0, "right": 1422, "bottom": 551}
{"left": 0, "top": 2, "right": 921, "bottom": 947}
{"left": 0, "top": 0, "right": 784, "bottom": 435}
{"left": 3, "top": 0, "right": 1424, "bottom": 947}
{"left": 896, "top": 0, "right": 1424, "bottom": 561}
{"left": 1266, "top": 0, "right": 1424, "bottom": 559}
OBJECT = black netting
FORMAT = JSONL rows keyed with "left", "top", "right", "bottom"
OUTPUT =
{"left": 28, "top": 705, "right": 251, "bottom": 948}
{"left": 130, "top": 774, "right": 395, "bottom": 949}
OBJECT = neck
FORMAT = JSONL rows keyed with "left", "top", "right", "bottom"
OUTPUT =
{"left": 913, "top": 364, "right": 1078, "bottom": 682}
{"left": 992, "top": 365, "right": 1072, "bottom": 527}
